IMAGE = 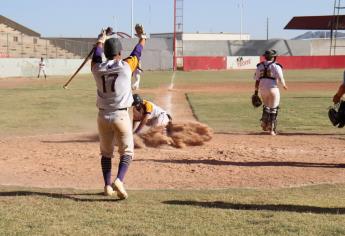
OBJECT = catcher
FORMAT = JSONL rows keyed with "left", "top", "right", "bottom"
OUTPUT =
{"left": 252, "top": 49, "right": 288, "bottom": 135}
{"left": 132, "top": 94, "right": 172, "bottom": 134}
{"left": 328, "top": 72, "right": 345, "bottom": 128}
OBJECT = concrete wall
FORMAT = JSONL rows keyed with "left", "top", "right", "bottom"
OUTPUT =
{"left": 0, "top": 58, "right": 91, "bottom": 77}
{"left": 3, "top": 38, "right": 345, "bottom": 76}
{"left": 310, "top": 39, "right": 345, "bottom": 55}
{"left": 119, "top": 38, "right": 173, "bottom": 70}
{"left": 183, "top": 39, "right": 311, "bottom": 56}
{"left": 0, "top": 38, "right": 174, "bottom": 77}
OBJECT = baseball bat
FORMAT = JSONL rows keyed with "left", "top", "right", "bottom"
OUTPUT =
{"left": 63, "top": 47, "right": 95, "bottom": 89}
{"left": 63, "top": 27, "right": 113, "bottom": 89}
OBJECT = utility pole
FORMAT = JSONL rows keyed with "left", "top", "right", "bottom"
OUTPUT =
{"left": 240, "top": 0, "right": 243, "bottom": 40}
{"left": 131, "top": 0, "right": 134, "bottom": 38}
{"left": 266, "top": 17, "right": 269, "bottom": 40}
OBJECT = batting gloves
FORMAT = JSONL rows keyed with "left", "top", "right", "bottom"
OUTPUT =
{"left": 135, "top": 24, "right": 147, "bottom": 39}
{"left": 97, "top": 29, "right": 107, "bottom": 44}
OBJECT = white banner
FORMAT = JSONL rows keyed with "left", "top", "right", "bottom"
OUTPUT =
{"left": 227, "top": 56, "right": 260, "bottom": 70}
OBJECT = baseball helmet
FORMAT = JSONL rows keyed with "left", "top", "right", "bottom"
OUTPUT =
{"left": 132, "top": 94, "right": 143, "bottom": 106}
{"left": 263, "top": 49, "right": 277, "bottom": 60}
{"left": 104, "top": 38, "right": 122, "bottom": 59}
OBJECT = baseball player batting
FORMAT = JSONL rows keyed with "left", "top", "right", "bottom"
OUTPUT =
{"left": 91, "top": 24, "right": 146, "bottom": 199}
{"left": 253, "top": 49, "right": 288, "bottom": 135}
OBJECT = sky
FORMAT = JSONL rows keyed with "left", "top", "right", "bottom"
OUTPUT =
{"left": 1, "top": 0, "right": 336, "bottom": 39}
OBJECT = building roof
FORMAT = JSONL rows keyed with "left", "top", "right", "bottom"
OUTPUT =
{"left": 0, "top": 15, "right": 40, "bottom": 37}
{"left": 284, "top": 15, "right": 345, "bottom": 30}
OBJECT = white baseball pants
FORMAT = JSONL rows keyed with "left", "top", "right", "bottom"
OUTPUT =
{"left": 97, "top": 110, "right": 134, "bottom": 158}
{"left": 260, "top": 87, "right": 280, "bottom": 108}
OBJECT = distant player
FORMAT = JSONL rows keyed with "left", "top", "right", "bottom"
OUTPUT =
{"left": 37, "top": 57, "right": 47, "bottom": 79}
{"left": 132, "top": 94, "right": 172, "bottom": 134}
{"left": 253, "top": 49, "right": 287, "bottom": 135}
{"left": 132, "top": 63, "right": 143, "bottom": 90}
{"left": 333, "top": 70, "right": 345, "bottom": 104}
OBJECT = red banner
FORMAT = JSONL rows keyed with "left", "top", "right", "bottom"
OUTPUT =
{"left": 261, "top": 56, "right": 345, "bottom": 69}
{"left": 183, "top": 56, "right": 227, "bottom": 71}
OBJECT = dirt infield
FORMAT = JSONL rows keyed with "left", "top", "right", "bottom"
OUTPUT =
{"left": 0, "top": 79, "right": 344, "bottom": 190}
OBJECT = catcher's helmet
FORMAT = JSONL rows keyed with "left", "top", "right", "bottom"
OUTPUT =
{"left": 263, "top": 49, "right": 277, "bottom": 60}
{"left": 132, "top": 94, "right": 143, "bottom": 106}
{"left": 104, "top": 38, "right": 122, "bottom": 60}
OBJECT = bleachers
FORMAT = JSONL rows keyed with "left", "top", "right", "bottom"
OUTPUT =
{"left": 0, "top": 23, "right": 80, "bottom": 59}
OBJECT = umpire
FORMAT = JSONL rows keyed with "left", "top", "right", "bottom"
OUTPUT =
{"left": 91, "top": 24, "right": 146, "bottom": 199}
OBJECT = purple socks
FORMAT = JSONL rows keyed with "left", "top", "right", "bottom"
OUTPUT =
{"left": 101, "top": 156, "right": 112, "bottom": 186}
{"left": 116, "top": 155, "right": 132, "bottom": 181}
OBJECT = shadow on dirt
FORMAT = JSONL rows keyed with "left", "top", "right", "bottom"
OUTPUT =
{"left": 135, "top": 159, "right": 345, "bottom": 168}
{"left": 162, "top": 200, "right": 345, "bottom": 215}
{"left": 41, "top": 134, "right": 99, "bottom": 144}
{"left": 215, "top": 131, "right": 345, "bottom": 136}
{"left": 0, "top": 191, "right": 120, "bottom": 202}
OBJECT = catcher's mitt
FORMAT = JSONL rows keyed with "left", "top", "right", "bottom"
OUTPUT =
{"left": 135, "top": 24, "right": 146, "bottom": 39}
{"left": 251, "top": 91, "right": 262, "bottom": 108}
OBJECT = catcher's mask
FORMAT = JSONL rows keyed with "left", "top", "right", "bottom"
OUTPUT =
{"left": 132, "top": 94, "right": 143, "bottom": 107}
{"left": 104, "top": 38, "right": 122, "bottom": 60}
{"left": 328, "top": 100, "right": 345, "bottom": 128}
{"left": 263, "top": 49, "right": 277, "bottom": 61}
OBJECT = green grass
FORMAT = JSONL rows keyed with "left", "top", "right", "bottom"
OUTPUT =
{"left": 0, "top": 185, "right": 344, "bottom": 235}
{"left": 1, "top": 70, "right": 342, "bottom": 135}
{"left": 187, "top": 91, "right": 342, "bottom": 133}
{"left": 0, "top": 72, "right": 171, "bottom": 136}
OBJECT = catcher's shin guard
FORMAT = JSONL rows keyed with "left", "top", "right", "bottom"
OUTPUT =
{"left": 268, "top": 107, "right": 279, "bottom": 132}
{"left": 260, "top": 106, "right": 270, "bottom": 131}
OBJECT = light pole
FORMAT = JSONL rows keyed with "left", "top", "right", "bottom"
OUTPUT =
{"left": 131, "top": 0, "right": 134, "bottom": 38}
{"left": 266, "top": 17, "right": 269, "bottom": 40}
{"left": 239, "top": 0, "right": 244, "bottom": 40}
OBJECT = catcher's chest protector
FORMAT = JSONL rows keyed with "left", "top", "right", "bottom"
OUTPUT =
{"left": 259, "top": 62, "right": 275, "bottom": 80}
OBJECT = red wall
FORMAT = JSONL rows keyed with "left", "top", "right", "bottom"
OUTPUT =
{"left": 183, "top": 56, "right": 226, "bottom": 71}
{"left": 261, "top": 56, "right": 345, "bottom": 69}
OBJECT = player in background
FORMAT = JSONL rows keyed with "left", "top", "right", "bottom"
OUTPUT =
{"left": 132, "top": 94, "right": 172, "bottom": 134}
{"left": 132, "top": 63, "right": 143, "bottom": 90}
{"left": 91, "top": 24, "right": 146, "bottom": 199}
{"left": 333, "top": 71, "right": 345, "bottom": 104}
{"left": 37, "top": 57, "right": 47, "bottom": 79}
{"left": 253, "top": 49, "right": 288, "bottom": 135}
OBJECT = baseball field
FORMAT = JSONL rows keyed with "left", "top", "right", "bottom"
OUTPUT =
{"left": 1, "top": 69, "right": 345, "bottom": 235}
